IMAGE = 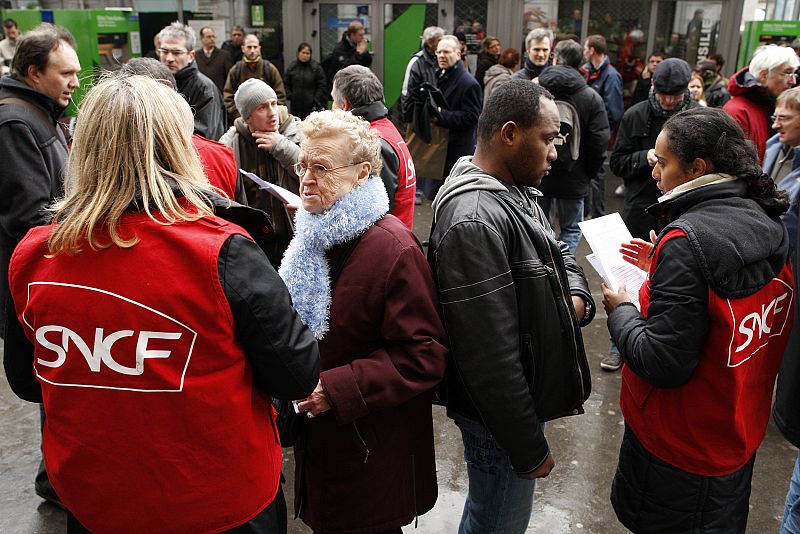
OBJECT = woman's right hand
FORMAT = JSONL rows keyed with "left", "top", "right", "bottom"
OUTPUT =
{"left": 620, "top": 230, "right": 657, "bottom": 272}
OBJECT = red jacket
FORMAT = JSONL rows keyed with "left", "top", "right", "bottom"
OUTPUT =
{"left": 193, "top": 134, "right": 239, "bottom": 199}
{"left": 9, "top": 214, "right": 281, "bottom": 532}
{"left": 622, "top": 228, "right": 794, "bottom": 476}
{"left": 722, "top": 67, "right": 774, "bottom": 162}
{"left": 371, "top": 117, "right": 416, "bottom": 230}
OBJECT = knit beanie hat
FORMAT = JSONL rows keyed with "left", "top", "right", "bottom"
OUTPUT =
{"left": 234, "top": 78, "right": 277, "bottom": 119}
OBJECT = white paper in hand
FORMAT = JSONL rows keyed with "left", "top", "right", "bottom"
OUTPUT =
{"left": 240, "top": 169, "right": 301, "bottom": 206}
{"left": 579, "top": 213, "right": 647, "bottom": 310}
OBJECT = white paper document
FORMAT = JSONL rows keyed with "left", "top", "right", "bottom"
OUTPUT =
{"left": 240, "top": 169, "right": 301, "bottom": 206}
{"left": 579, "top": 213, "right": 647, "bottom": 310}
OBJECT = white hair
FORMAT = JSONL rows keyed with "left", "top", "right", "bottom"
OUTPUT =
{"left": 158, "top": 21, "right": 196, "bottom": 51}
{"left": 749, "top": 45, "right": 799, "bottom": 79}
{"left": 525, "top": 28, "right": 554, "bottom": 51}
{"left": 438, "top": 35, "right": 461, "bottom": 51}
{"left": 422, "top": 26, "right": 445, "bottom": 46}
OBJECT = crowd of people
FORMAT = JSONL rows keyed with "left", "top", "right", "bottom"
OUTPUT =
{"left": 1, "top": 15, "right": 800, "bottom": 534}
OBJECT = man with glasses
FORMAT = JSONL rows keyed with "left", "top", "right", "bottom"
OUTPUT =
{"left": 220, "top": 78, "right": 301, "bottom": 265}
{"left": 724, "top": 44, "right": 799, "bottom": 162}
{"left": 158, "top": 21, "right": 225, "bottom": 140}
{"left": 764, "top": 87, "right": 800, "bottom": 198}
{"left": 772, "top": 86, "right": 800, "bottom": 534}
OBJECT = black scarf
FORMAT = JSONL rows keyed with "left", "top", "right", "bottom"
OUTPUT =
{"left": 648, "top": 87, "right": 692, "bottom": 118}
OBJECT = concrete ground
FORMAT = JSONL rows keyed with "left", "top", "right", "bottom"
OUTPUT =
{"left": 1, "top": 171, "right": 797, "bottom": 533}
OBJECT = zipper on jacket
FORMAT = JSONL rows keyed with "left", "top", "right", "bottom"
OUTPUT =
{"left": 354, "top": 422, "right": 370, "bottom": 464}
{"left": 526, "top": 191, "right": 586, "bottom": 403}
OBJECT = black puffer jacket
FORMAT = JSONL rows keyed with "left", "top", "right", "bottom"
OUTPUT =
{"left": 610, "top": 98, "right": 699, "bottom": 239}
{"left": 175, "top": 61, "right": 225, "bottom": 141}
{"left": 400, "top": 46, "right": 438, "bottom": 123}
{"left": 284, "top": 59, "right": 328, "bottom": 119}
{"left": 609, "top": 179, "right": 789, "bottom": 533}
{"left": 538, "top": 66, "right": 610, "bottom": 199}
{"left": 428, "top": 157, "right": 594, "bottom": 474}
{"left": 474, "top": 51, "right": 497, "bottom": 89}
{"left": 0, "top": 77, "right": 68, "bottom": 340}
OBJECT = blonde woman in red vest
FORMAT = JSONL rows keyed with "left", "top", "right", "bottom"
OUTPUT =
{"left": 601, "top": 107, "right": 794, "bottom": 533}
{"left": 4, "top": 74, "right": 320, "bottom": 533}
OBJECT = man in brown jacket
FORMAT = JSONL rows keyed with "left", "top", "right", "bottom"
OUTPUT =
{"left": 223, "top": 33, "right": 285, "bottom": 120}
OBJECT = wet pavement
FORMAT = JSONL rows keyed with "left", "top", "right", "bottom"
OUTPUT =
{"left": 1, "top": 171, "right": 798, "bottom": 533}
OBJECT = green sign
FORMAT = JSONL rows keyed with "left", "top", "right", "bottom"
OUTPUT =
{"left": 738, "top": 20, "right": 800, "bottom": 70}
{"left": 251, "top": 5, "right": 265, "bottom": 27}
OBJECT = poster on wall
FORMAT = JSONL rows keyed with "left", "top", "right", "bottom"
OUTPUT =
{"left": 671, "top": 1, "right": 722, "bottom": 66}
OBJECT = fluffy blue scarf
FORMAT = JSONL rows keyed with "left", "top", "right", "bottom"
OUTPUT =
{"left": 279, "top": 177, "right": 389, "bottom": 339}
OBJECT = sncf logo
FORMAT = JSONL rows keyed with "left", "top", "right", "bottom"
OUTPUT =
{"left": 24, "top": 282, "right": 197, "bottom": 392}
{"left": 727, "top": 278, "right": 793, "bottom": 367}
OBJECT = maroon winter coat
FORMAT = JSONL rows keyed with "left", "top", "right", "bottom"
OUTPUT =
{"left": 293, "top": 214, "right": 448, "bottom": 533}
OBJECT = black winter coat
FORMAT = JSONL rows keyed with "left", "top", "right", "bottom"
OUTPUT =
{"left": 400, "top": 46, "right": 438, "bottom": 124}
{"left": 775, "top": 191, "right": 800, "bottom": 448}
{"left": 429, "top": 160, "right": 594, "bottom": 474}
{"left": 0, "top": 77, "right": 68, "bottom": 340}
{"left": 284, "top": 59, "right": 327, "bottom": 119}
{"left": 175, "top": 61, "right": 225, "bottom": 141}
{"left": 610, "top": 98, "right": 699, "bottom": 239}
{"left": 436, "top": 62, "right": 482, "bottom": 177}
{"left": 321, "top": 33, "right": 372, "bottom": 82}
{"left": 538, "top": 66, "right": 610, "bottom": 199}
{"left": 474, "top": 51, "right": 497, "bottom": 89}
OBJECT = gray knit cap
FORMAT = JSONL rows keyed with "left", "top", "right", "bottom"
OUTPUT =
{"left": 234, "top": 78, "right": 278, "bottom": 119}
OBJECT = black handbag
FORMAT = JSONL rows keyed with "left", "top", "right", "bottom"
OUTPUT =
{"left": 272, "top": 231, "right": 367, "bottom": 447}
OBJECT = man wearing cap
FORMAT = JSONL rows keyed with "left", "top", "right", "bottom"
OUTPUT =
{"left": 602, "top": 58, "right": 698, "bottom": 372}
{"left": 220, "top": 78, "right": 301, "bottom": 267}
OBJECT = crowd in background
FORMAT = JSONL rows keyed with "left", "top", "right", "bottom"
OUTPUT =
{"left": 1, "top": 12, "right": 800, "bottom": 534}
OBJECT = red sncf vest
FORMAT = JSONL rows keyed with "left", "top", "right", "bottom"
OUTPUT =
{"left": 621, "top": 228, "right": 795, "bottom": 476}
{"left": 371, "top": 117, "right": 416, "bottom": 230}
{"left": 193, "top": 133, "right": 239, "bottom": 200}
{"left": 9, "top": 213, "right": 281, "bottom": 533}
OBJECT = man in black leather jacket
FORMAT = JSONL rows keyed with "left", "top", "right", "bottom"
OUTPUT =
{"left": 428, "top": 79, "right": 594, "bottom": 533}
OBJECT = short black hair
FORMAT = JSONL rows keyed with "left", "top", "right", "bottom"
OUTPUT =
{"left": 3, "top": 19, "right": 17, "bottom": 30}
{"left": 478, "top": 79, "right": 553, "bottom": 143}
{"left": 297, "top": 42, "right": 312, "bottom": 54}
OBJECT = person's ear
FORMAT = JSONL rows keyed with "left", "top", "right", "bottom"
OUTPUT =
{"left": 690, "top": 157, "right": 709, "bottom": 178}
{"left": 357, "top": 161, "right": 372, "bottom": 183}
{"left": 756, "top": 68, "right": 769, "bottom": 85}
{"left": 500, "top": 121, "right": 516, "bottom": 145}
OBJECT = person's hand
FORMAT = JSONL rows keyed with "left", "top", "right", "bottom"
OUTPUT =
{"left": 620, "top": 229, "right": 658, "bottom": 271}
{"left": 295, "top": 381, "right": 331, "bottom": 417}
{"left": 602, "top": 283, "right": 631, "bottom": 315}
{"left": 253, "top": 130, "right": 280, "bottom": 152}
{"left": 571, "top": 295, "right": 586, "bottom": 322}
{"left": 356, "top": 39, "right": 369, "bottom": 54}
{"left": 518, "top": 452, "right": 555, "bottom": 480}
{"left": 646, "top": 148, "right": 658, "bottom": 167}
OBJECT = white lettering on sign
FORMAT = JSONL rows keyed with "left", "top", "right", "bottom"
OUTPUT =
{"left": 726, "top": 277, "right": 793, "bottom": 367}
{"left": 23, "top": 281, "right": 198, "bottom": 392}
{"left": 35, "top": 326, "right": 182, "bottom": 375}
{"left": 735, "top": 293, "right": 788, "bottom": 353}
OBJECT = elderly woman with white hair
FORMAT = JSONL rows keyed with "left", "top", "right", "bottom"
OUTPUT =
{"left": 280, "top": 109, "right": 447, "bottom": 533}
{"left": 4, "top": 74, "right": 319, "bottom": 533}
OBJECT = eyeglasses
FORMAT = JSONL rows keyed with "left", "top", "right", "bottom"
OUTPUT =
{"left": 775, "top": 70, "right": 798, "bottom": 79}
{"left": 771, "top": 114, "right": 798, "bottom": 123}
{"left": 158, "top": 48, "right": 188, "bottom": 57}
{"left": 293, "top": 161, "right": 363, "bottom": 179}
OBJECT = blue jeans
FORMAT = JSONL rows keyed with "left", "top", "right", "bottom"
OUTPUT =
{"left": 454, "top": 414, "right": 541, "bottom": 534}
{"left": 538, "top": 196, "right": 584, "bottom": 253}
{"left": 782, "top": 451, "right": 800, "bottom": 533}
